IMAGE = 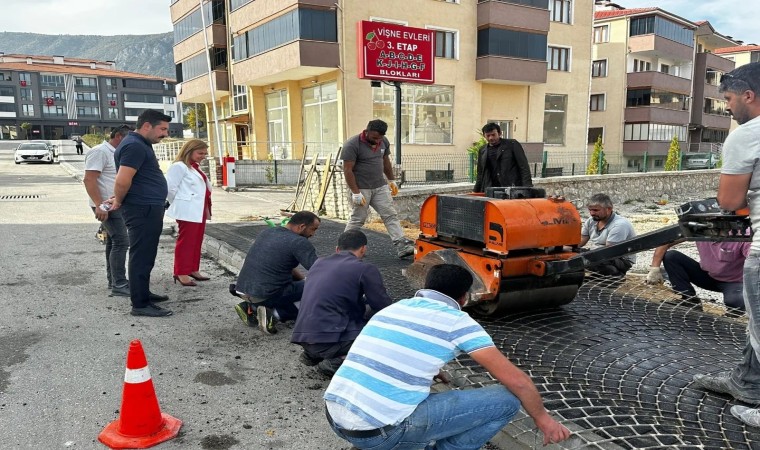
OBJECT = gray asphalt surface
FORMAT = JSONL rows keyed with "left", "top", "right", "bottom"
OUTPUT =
{"left": 0, "top": 140, "right": 350, "bottom": 449}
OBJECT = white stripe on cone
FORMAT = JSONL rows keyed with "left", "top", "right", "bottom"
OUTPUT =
{"left": 124, "top": 366, "right": 151, "bottom": 384}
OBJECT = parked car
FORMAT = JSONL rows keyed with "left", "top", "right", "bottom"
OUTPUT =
{"left": 684, "top": 153, "right": 719, "bottom": 170}
{"left": 31, "top": 140, "right": 58, "bottom": 157}
{"left": 14, "top": 142, "right": 55, "bottom": 164}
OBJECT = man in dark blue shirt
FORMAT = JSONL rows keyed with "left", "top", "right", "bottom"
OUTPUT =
{"left": 110, "top": 109, "right": 173, "bottom": 317}
{"left": 291, "top": 229, "right": 392, "bottom": 376}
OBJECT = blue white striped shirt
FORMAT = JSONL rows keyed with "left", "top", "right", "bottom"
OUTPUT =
{"left": 324, "top": 289, "right": 494, "bottom": 429}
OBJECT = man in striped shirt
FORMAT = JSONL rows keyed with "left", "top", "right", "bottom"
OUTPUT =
{"left": 324, "top": 264, "right": 570, "bottom": 449}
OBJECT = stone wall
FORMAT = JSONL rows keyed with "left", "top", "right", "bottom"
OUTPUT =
{"left": 322, "top": 169, "right": 721, "bottom": 224}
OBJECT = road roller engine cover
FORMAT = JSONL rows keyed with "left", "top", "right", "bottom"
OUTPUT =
{"left": 405, "top": 188, "right": 751, "bottom": 317}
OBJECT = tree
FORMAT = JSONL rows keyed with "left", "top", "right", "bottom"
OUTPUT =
{"left": 183, "top": 104, "right": 207, "bottom": 130}
{"left": 586, "top": 134, "right": 606, "bottom": 174}
{"left": 664, "top": 135, "right": 681, "bottom": 171}
{"left": 20, "top": 122, "right": 31, "bottom": 140}
{"left": 466, "top": 135, "right": 486, "bottom": 179}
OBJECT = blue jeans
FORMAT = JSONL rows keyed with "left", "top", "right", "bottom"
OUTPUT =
{"left": 94, "top": 208, "right": 129, "bottom": 289}
{"left": 730, "top": 253, "right": 760, "bottom": 397}
{"left": 261, "top": 280, "right": 304, "bottom": 322}
{"left": 329, "top": 385, "right": 520, "bottom": 450}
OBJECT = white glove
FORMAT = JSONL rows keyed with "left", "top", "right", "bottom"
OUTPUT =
{"left": 645, "top": 267, "right": 664, "bottom": 285}
{"left": 389, "top": 181, "right": 399, "bottom": 196}
{"left": 351, "top": 192, "right": 366, "bottom": 206}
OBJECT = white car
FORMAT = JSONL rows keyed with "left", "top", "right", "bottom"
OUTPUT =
{"left": 14, "top": 142, "right": 55, "bottom": 164}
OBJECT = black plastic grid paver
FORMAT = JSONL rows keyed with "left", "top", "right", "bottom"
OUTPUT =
{"left": 206, "top": 220, "right": 760, "bottom": 449}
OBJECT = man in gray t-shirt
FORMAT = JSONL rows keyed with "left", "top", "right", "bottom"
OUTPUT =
{"left": 341, "top": 119, "right": 414, "bottom": 259}
{"left": 579, "top": 193, "right": 636, "bottom": 276}
{"left": 693, "top": 63, "right": 760, "bottom": 420}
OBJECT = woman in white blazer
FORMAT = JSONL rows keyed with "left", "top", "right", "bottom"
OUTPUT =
{"left": 165, "top": 139, "right": 213, "bottom": 286}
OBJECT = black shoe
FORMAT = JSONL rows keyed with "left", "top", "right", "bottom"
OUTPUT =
{"left": 131, "top": 303, "right": 173, "bottom": 317}
{"left": 235, "top": 301, "right": 256, "bottom": 327}
{"left": 257, "top": 306, "right": 278, "bottom": 335}
{"left": 111, "top": 286, "right": 131, "bottom": 297}
{"left": 299, "top": 351, "right": 322, "bottom": 366}
{"left": 148, "top": 291, "right": 169, "bottom": 302}
{"left": 317, "top": 358, "right": 343, "bottom": 377}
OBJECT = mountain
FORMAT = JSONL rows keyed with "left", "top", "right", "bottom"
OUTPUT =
{"left": 0, "top": 32, "right": 175, "bottom": 79}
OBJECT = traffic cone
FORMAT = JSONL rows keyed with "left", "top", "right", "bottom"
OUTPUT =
{"left": 98, "top": 340, "right": 182, "bottom": 449}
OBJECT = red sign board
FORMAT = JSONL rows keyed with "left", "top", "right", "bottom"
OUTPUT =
{"left": 356, "top": 21, "right": 435, "bottom": 84}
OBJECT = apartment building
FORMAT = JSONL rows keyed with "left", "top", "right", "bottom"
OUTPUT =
{"left": 590, "top": 4, "right": 737, "bottom": 172}
{"left": 0, "top": 53, "right": 181, "bottom": 140}
{"left": 715, "top": 44, "right": 760, "bottom": 68}
{"left": 170, "top": 0, "right": 594, "bottom": 174}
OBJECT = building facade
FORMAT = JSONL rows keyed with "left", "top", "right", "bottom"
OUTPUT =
{"left": 590, "top": 4, "right": 737, "bottom": 172}
{"left": 171, "top": 0, "right": 595, "bottom": 177}
{"left": 0, "top": 53, "right": 181, "bottom": 140}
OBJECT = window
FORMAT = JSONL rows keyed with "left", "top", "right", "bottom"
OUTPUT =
{"left": 42, "top": 105, "right": 66, "bottom": 116}
{"left": 302, "top": 82, "right": 339, "bottom": 155}
{"left": 591, "top": 60, "right": 607, "bottom": 77}
{"left": 702, "top": 128, "right": 728, "bottom": 143}
{"left": 433, "top": 29, "right": 457, "bottom": 59}
{"left": 590, "top": 94, "right": 605, "bottom": 111}
{"left": 179, "top": 53, "right": 209, "bottom": 82}
{"left": 76, "top": 92, "right": 98, "bottom": 101}
{"left": 624, "top": 123, "right": 687, "bottom": 141}
{"left": 167, "top": 110, "right": 176, "bottom": 118}
{"left": 173, "top": 0, "right": 226, "bottom": 44}
{"left": 40, "top": 74, "right": 64, "bottom": 87}
{"left": 633, "top": 59, "right": 651, "bottom": 72}
{"left": 233, "top": 85, "right": 248, "bottom": 112}
{"left": 74, "top": 77, "right": 96, "bottom": 87}
{"left": 593, "top": 25, "right": 609, "bottom": 43}
{"left": 22, "top": 104, "right": 34, "bottom": 116}
{"left": 230, "top": 0, "right": 252, "bottom": 10}
{"left": 125, "top": 108, "right": 145, "bottom": 116}
{"left": 543, "top": 94, "right": 567, "bottom": 145}
{"left": 486, "top": 120, "right": 512, "bottom": 139}
{"left": 549, "top": 0, "right": 571, "bottom": 23}
{"left": 588, "top": 127, "right": 603, "bottom": 144}
{"left": 0, "top": 72, "right": 10, "bottom": 81}
{"left": 105, "top": 78, "right": 118, "bottom": 89}
{"left": 124, "top": 93, "right": 164, "bottom": 103}
{"left": 42, "top": 89, "right": 66, "bottom": 100}
{"left": 629, "top": 16, "right": 654, "bottom": 36}
{"left": 19, "top": 73, "right": 32, "bottom": 84}
{"left": 266, "top": 90, "right": 291, "bottom": 159}
{"left": 660, "top": 64, "right": 670, "bottom": 74}
{"left": 164, "top": 96, "right": 176, "bottom": 104}
{"left": 548, "top": 46, "right": 570, "bottom": 71}
{"left": 0, "top": 103, "right": 15, "bottom": 112}
{"left": 20, "top": 88, "right": 32, "bottom": 101}
{"left": 704, "top": 98, "right": 729, "bottom": 116}
{"left": 124, "top": 79, "right": 163, "bottom": 90}
{"left": 372, "top": 84, "right": 454, "bottom": 145}
{"left": 0, "top": 86, "right": 13, "bottom": 96}
{"left": 626, "top": 88, "right": 689, "bottom": 110}
{"left": 752, "top": 52, "right": 760, "bottom": 63}
{"left": 107, "top": 92, "right": 118, "bottom": 101}
{"left": 210, "top": 47, "right": 227, "bottom": 70}
{"left": 706, "top": 69, "right": 724, "bottom": 86}
{"left": 477, "top": 28, "right": 547, "bottom": 60}
{"left": 77, "top": 106, "right": 100, "bottom": 116}
{"left": 107, "top": 107, "right": 119, "bottom": 119}
{"left": 630, "top": 16, "right": 694, "bottom": 47}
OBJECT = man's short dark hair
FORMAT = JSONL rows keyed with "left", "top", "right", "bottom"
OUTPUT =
{"left": 337, "top": 229, "right": 367, "bottom": 251}
{"left": 587, "top": 193, "right": 613, "bottom": 208}
{"left": 110, "top": 124, "right": 134, "bottom": 139}
{"left": 366, "top": 119, "right": 388, "bottom": 135}
{"left": 424, "top": 264, "right": 473, "bottom": 301}
{"left": 719, "top": 62, "right": 760, "bottom": 95}
{"left": 136, "top": 109, "right": 172, "bottom": 129}
{"left": 482, "top": 122, "right": 501, "bottom": 135}
{"left": 289, "top": 211, "right": 320, "bottom": 227}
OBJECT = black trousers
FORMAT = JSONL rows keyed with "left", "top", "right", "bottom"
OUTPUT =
{"left": 121, "top": 204, "right": 164, "bottom": 308}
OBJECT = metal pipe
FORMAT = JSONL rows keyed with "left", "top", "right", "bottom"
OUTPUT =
{"left": 198, "top": 0, "right": 224, "bottom": 166}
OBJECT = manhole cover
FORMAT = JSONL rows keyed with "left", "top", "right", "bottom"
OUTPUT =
{"left": 0, "top": 195, "right": 43, "bottom": 200}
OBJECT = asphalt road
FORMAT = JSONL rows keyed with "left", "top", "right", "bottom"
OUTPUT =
{"left": 0, "top": 141, "right": 350, "bottom": 449}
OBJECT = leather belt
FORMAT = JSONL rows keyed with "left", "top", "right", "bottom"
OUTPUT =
{"left": 325, "top": 406, "right": 395, "bottom": 438}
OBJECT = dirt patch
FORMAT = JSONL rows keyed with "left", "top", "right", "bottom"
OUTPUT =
{"left": 364, "top": 219, "right": 419, "bottom": 240}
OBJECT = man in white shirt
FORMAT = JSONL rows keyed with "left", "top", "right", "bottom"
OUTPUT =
{"left": 83, "top": 125, "right": 132, "bottom": 297}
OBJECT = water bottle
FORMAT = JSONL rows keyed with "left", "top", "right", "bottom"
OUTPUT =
{"left": 99, "top": 202, "right": 112, "bottom": 212}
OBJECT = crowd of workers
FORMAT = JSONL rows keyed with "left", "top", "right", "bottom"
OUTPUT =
{"left": 81, "top": 61, "right": 760, "bottom": 448}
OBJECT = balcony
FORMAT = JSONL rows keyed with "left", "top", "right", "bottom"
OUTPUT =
{"left": 626, "top": 71, "right": 691, "bottom": 94}
{"left": 628, "top": 35, "right": 693, "bottom": 62}
{"left": 476, "top": 56, "right": 547, "bottom": 84}
{"left": 696, "top": 51, "right": 735, "bottom": 74}
{"left": 624, "top": 106, "right": 689, "bottom": 124}
{"left": 477, "top": 0, "right": 550, "bottom": 33}
{"left": 174, "top": 24, "right": 227, "bottom": 63}
{"left": 623, "top": 140, "right": 676, "bottom": 157}
{"left": 693, "top": 113, "right": 732, "bottom": 130}
{"left": 233, "top": 41, "right": 338, "bottom": 86}
{"left": 177, "top": 70, "right": 229, "bottom": 103}
{"left": 228, "top": 0, "right": 335, "bottom": 31}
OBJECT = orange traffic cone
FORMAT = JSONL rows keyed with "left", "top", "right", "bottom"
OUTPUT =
{"left": 98, "top": 340, "right": 182, "bottom": 449}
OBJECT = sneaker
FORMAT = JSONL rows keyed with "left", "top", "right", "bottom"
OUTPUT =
{"left": 731, "top": 405, "right": 760, "bottom": 427}
{"left": 692, "top": 372, "right": 760, "bottom": 404}
{"left": 235, "top": 302, "right": 256, "bottom": 327}
{"left": 317, "top": 358, "right": 343, "bottom": 377}
{"left": 111, "top": 286, "right": 130, "bottom": 297}
{"left": 257, "top": 306, "right": 278, "bottom": 334}
{"left": 396, "top": 242, "right": 415, "bottom": 259}
{"left": 299, "top": 351, "right": 322, "bottom": 366}
{"left": 131, "top": 303, "right": 173, "bottom": 317}
{"left": 148, "top": 291, "right": 169, "bottom": 302}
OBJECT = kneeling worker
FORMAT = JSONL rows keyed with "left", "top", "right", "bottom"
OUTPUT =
{"left": 324, "top": 264, "right": 570, "bottom": 449}
{"left": 292, "top": 229, "right": 392, "bottom": 377}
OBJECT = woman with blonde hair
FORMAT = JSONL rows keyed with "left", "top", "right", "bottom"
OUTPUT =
{"left": 165, "top": 139, "right": 212, "bottom": 286}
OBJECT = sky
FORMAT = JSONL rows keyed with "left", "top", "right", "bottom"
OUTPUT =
{"left": 0, "top": 0, "right": 173, "bottom": 36}
{"left": 614, "top": 0, "right": 760, "bottom": 46}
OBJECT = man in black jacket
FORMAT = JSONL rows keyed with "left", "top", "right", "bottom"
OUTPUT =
{"left": 291, "top": 229, "right": 392, "bottom": 377}
{"left": 473, "top": 122, "right": 532, "bottom": 193}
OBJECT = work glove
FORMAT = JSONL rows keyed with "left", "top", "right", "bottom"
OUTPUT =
{"left": 389, "top": 181, "right": 399, "bottom": 196}
{"left": 351, "top": 192, "right": 366, "bottom": 206}
{"left": 645, "top": 267, "right": 664, "bottom": 285}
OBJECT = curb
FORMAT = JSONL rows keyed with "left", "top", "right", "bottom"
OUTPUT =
{"left": 202, "top": 233, "right": 247, "bottom": 274}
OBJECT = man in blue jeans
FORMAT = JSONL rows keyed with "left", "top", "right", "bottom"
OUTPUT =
{"left": 234, "top": 211, "right": 320, "bottom": 334}
{"left": 110, "top": 109, "right": 173, "bottom": 317}
{"left": 324, "top": 264, "right": 570, "bottom": 449}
